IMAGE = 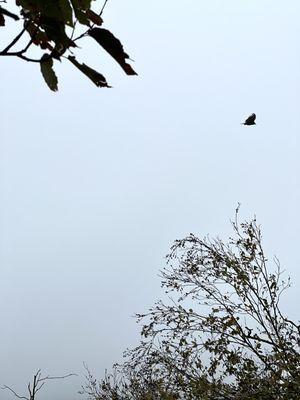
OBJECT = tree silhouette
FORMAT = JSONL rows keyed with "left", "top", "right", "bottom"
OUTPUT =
{"left": 80, "top": 210, "right": 300, "bottom": 399}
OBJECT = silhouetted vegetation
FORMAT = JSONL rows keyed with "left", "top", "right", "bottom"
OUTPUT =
{"left": 80, "top": 210, "right": 300, "bottom": 399}
{"left": 0, "top": 0, "right": 137, "bottom": 90}
{"left": 2, "top": 369, "right": 76, "bottom": 400}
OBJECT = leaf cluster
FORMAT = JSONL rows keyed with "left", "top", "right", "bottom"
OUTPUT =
{"left": 0, "top": 0, "right": 137, "bottom": 90}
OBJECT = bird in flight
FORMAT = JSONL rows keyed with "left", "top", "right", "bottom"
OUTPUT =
{"left": 242, "top": 113, "right": 256, "bottom": 125}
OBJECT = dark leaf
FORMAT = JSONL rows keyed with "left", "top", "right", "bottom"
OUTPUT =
{"left": 41, "top": 17, "right": 76, "bottom": 53}
{"left": 36, "top": 0, "right": 73, "bottom": 25}
{"left": 0, "top": 14, "right": 5, "bottom": 26}
{"left": 86, "top": 10, "right": 103, "bottom": 26}
{"left": 69, "top": 0, "right": 91, "bottom": 25}
{"left": 68, "top": 56, "right": 111, "bottom": 88}
{"left": 88, "top": 28, "right": 137, "bottom": 75}
{"left": 40, "top": 54, "right": 58, "bottom": 91}
{"left": 58, "top": 0, "right": 74, "bottom": 26}
{"left": 70, "top": 0, "right": 91, "bottom": 12}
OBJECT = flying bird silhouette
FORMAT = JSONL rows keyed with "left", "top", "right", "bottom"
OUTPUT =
{"left": 242, "top": 113, "right": 256, "bottom": 125}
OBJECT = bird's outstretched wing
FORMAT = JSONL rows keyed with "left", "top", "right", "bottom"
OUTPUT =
{"left": 244, "top": 113, "right": 256, "bottom": 125}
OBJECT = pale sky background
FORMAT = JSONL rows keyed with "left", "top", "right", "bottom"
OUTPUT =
{"left": 1, "top": 1, "right": 300, "bottom": 399}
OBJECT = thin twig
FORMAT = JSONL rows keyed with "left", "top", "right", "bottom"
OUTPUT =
{"left": 1, "top": 386, "right": 28, "bottom": 400}
{"left": 0, "top": 6, "right": 19, "bottom": 20}
{"left": 39, "top": 373, "right": 77, "bottom": 381}
{"left": 70, "top": 19, "right": 78, "bottom": 40}
{"left": 100, "top": 0, "right": 109, "bottom": 16}
{"left": 22, "top": 23, "right": 40, "bottom": 53}
{"left": 1, "top": 28, "right": 26, "bottom": 54}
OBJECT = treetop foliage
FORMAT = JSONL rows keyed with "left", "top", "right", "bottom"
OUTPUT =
{"left": 0, "top": 0, "right": 137, "bottom": 91}
{"left": 80, "top": 210, "right": 300, "bottom": 399}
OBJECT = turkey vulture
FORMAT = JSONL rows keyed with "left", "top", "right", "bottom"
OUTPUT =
{"left": 242, "top": 113, "right": 256, "bottom": 125}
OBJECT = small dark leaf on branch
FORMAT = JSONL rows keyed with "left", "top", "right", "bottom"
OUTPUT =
{"left": 86, "top": 10, "right": 103, "bottom": 26}
{"left": 0, "top": 7, "right": 19, "bottom": 21}
{"left": 88, "top": 28, "right": 137, "bottom": 75}
{"left": 69, "top": 0, "right": 92, "bottom": 14}
{"left": 0, "top": 14, "right": 5, "bottom": 26}
{"left": 41, "top": 17, "right": 76, "bottom": 53}
{"left": 68, "top": 56, "right": 111, "bottom": 88}
{"left": 18, "top": 0, "right": 73, "bottom": 26}
{"left": 40, "top": 54, "right": 58, "bottom": 92}
{"left": 69, "top": 0, "right": 89, "bottom": 25}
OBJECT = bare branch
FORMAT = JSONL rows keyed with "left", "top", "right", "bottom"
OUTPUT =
{"left": 2, "top": 386, "right": 29, "bottom": 400}
{"left": 2, "top": 370, "right": 77, "bottom": 400}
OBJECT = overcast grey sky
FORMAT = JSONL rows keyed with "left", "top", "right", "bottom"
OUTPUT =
{"left": 1, "top": 1, "right": 300, "bottom": 399}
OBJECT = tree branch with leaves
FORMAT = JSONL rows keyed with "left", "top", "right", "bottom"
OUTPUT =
{"left": 80, "top": 210, "right": 300, "bottom": 399}
{"left": 0, "top": 0, "right": 137, "bottom": 91}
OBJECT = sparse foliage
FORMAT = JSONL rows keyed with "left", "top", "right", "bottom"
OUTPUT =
{"left": 0, "top": 0, "right": 137, "bottom": 90}
{"left": 81, "top": 210, "right": 300, "bottom": 399}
